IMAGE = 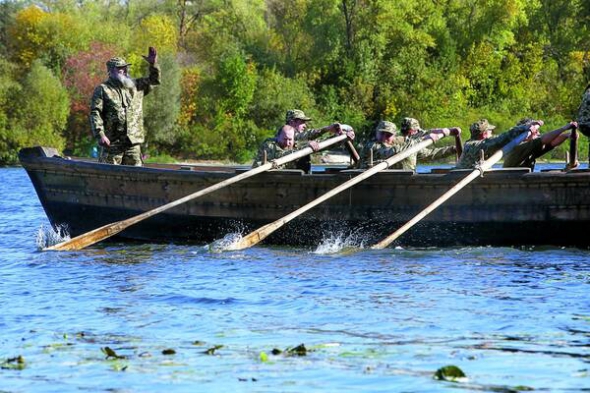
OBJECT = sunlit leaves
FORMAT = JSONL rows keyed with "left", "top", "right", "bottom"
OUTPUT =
{"left": 0, "top": 0, "right": 589, "bottom": 162}
{"left": 9, "top": 60, "right": 69, "bottom": 155}
{"left": 133, "top": 14, "right": 178, "bottom": 56}
{"left": 8, "top": 5, "right": 90, "bottom": 71}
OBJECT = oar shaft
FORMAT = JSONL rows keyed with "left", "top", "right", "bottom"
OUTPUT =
{"left": 455, "top": 135, "right": 463, "bottom": 161}
{"left": 273, "top": 134, "right": 348, "bottom": 166}
{"left": 371, "top": 170, "right": 480, "bottom": 249}
{"left": 371, "top": 131, "right": 530, "bottom": 249}
{"left": 569, "top": 127, "right": 578, "bottom": 168}
{"left": 228, "top": 139, "right": 436, "bottom": 250}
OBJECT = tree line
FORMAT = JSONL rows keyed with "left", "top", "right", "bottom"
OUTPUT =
{"left": 0, "top": 0, "right": 589, "bottom": 165}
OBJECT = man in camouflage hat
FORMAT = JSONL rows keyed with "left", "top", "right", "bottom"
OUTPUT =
{"left": 455, "top": 118, "right": 542, "bottom": 169}
{"left": 502, "top": 118, "right": 578, "bottom": 170}
{"left": 284, "top": 109, "right": 355, "bottom": 146}
{"left": 395, "top": 117, "right": 461, "bottom": 171}
{"left": 277, "top": 108, "right": 355, "bottom": 170}
{"left": 358, "top": 120, "right": 454, "bottom": 169}
{"left": 252, "top": 125, "right": 312, "bottom": 171}
{"left": 90, "top": 47, "right": 161, "bottom": 166}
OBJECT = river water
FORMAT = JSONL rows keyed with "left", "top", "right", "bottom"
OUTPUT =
{"left": 1, "top": 166, "right": 589, "bottom": 392}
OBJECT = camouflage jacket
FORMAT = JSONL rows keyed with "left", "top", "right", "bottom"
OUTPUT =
{"left": 455, "top": 125, "right": 529, "bottom": 169}
{"left": 358, "top": 136, "right": 422, "bottom": 169}
{"left": 392, "top": 132, "right": 456, "bottom": 171}
{"left": 502, "top": 138, "right": 546, "bottom": 170}
{"left": 295, "top": 128, "right": 323, "bottom": 141}
{"left": 251, "top": 138, "right": 298, "bottom": 169}
{"left": 90, "top": 63, "right": 161, "bottom": 146}
{"left": 577, "top": 85, "right": 590, "bottom": 136}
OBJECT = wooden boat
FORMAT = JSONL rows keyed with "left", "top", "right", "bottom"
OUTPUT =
{"left": 19, "top": 146, "right": 590, "bottom": 248}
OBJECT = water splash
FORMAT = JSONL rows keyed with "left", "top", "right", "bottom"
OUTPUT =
{"left": 208, "top": 232, "right": 244, "bottom": 253}
{"left": 314, "top": 232, "right": 366, "bottom": 255}
{"left": 36, "top": 224, "right": 70, "bottom": 250}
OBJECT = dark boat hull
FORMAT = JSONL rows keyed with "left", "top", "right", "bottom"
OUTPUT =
{"left": 19, "top": 146, "right": 590, "bottom": 248}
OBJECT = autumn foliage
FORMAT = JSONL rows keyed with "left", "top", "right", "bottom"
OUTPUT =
{"left": 0, "top": 1, "right": 589, "bottom": 164}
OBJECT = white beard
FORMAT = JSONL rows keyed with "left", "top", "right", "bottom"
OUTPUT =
{"left": 114, "top": 73, "right": 135, "bottom": 90}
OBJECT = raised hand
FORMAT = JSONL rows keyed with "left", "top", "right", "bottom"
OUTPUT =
{"left": 142, "top": 47, "right": 158, "bottom": 64}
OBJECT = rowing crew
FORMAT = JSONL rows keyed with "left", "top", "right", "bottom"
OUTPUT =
{"left": 252, "top": 109, "right": 578, "bottom": 172}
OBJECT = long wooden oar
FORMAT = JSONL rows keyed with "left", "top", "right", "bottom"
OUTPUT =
{"left": 45, "top": 134, "right": 350, "bottom": 251}
{"left": 371, "top": 131, "right": 530, "bottom": 249}
{"left": 568, "top": 126, "right": 578, "bottom": 169}
{"left": 454, "top": 134, "right": 463, "bottom": 160}
{"left": 226, "top": 138, "right": 439, "bottom": 251}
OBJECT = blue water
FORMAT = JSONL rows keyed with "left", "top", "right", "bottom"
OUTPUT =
{"left": 1, "top": 167, "right": 589, "bottom": 392}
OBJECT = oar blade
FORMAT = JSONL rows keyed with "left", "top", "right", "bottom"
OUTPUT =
{"left": 44, "top": 222, "right": 125, "bottom": 251}
{"left": 224, "top": 222, "right": 278, "bottom": 251}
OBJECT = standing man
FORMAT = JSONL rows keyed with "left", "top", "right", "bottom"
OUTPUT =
{"left": 358, "top": 120, "right": 453, "bottom": 169}
{"left": 90, "top": 47, "right": 161, "bottom": 166}
{"left": 455, "top": 119, "right": 541, "bottom": 169}
{"left": 397, "top": 117, "right": 461, "bottom": 171}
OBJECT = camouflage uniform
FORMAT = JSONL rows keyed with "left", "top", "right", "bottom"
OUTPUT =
{"left": 394, "top": 118, "right": 456, "bottom": 171}
{"left": 502, "top": 138, "right": 546, "bottom": 170}
{"left": 358, "top": 137, "right": 426, "bottom": 169}
{"left": 455, "top": 119, "right": 529, "bottom": 169}
{"left": 577, "top": 85, "right": 590, "bottom": 137}
{"left": 359, "top": 121, "right": 414, "bottom": 169}
{"left": 90, "top": 57, "right": 161, "bottom": 166}
{"left": 251, "top": 138, "right": 299, "bottom": 170}
{"left": 502, "top": 118, "right": 555, "bottom": 170}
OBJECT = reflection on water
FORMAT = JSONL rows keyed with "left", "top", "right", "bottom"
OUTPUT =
{"left": 2, "top": 167, "right": 589, "bottom": 392}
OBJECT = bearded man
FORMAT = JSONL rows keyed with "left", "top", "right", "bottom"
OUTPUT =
{"left": 90, "top": 47, "right": 160, "bottom": 166}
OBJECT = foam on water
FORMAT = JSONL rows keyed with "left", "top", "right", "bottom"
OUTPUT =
{"left": 209, "top": 232, "right": 244, "bottom": 252}
{"left": 313, "top": 231, "right": 366, "bottom": 255}
{"left": 35, "top": 224, "right": 70, "bottom": 250}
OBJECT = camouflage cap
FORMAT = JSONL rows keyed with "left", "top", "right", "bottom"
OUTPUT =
{"left": 285, "top": 109, "right": 312, "bottom": 123}
{"left": 469, "top": 119, "right": 496, "bottom": 138}
{"left": 375, "top": 120, "right": 397, "bottom": 135}
{"left": 400, "top": 117, "right": 421, "bottom": 134}
{"left": 106, "top": 57, "right": 131, "bottom": 70}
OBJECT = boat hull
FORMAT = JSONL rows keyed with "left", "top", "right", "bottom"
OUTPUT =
{"left": 19, "top": 146, "right": 590, "bottom": 248}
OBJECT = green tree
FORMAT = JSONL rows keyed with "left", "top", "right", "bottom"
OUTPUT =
{"left": 0, "top": 60, "right": 69, "bottom": 164}
{"left": 0, "top": 58, "right": 21, "bottom": 164}
{"left": 143, "top": 52, "right": 182, "bottom": 151}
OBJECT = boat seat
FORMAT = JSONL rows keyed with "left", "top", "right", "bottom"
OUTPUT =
{"left": 339, "top": 169, "right": 414, "bottom": 177}
{"left": 445, "top": 167, "right": 530, "bottom": 178}
{"left": 565, "top": 168, "right": 590, "bottom": 174}
{"left": 430, "top": 168, "right": 451, "bottom": 174}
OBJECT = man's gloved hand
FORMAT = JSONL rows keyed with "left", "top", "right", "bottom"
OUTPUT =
{"left": 308, "top": 141, "right": 320, "bottom": 152}
{"left": 450, "top": 127, "right": 461, "bottom": 137}
{"left": 341, "top": 124, "right": 355, "bottom": 140}
{"left": 143, "top": 47, "right": 157, "bottom": 64}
